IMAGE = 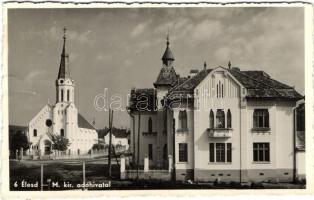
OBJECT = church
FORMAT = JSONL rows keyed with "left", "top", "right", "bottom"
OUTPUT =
{"left": 27, "top": 29, "right": 98, "bottom": 158}
{"left": 128, "top": 37, "right": 304, "bottom": 182}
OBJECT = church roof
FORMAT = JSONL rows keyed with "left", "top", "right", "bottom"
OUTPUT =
{"left": 168, "top": 67, "right": 303, "bottom": 100}
{"left": 57, "top": 28, "right": 71, "bottom": 79}
{"left": 78, "top": 113, "right": 95, "bottom": 130}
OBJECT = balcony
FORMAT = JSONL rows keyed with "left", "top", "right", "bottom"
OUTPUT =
{"left": 207, "top": 128, "right": 233, "bottom": 138}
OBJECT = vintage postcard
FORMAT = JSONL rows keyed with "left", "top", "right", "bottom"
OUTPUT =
{"left": 1, "top": 1, "right": 313, "bottom": 198}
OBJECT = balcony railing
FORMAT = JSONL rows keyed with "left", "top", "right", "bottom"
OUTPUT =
{"left": 207, "top": 128, "right": 233, "bottom": 138}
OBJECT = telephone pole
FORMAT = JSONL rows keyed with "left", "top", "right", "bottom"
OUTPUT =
{"left": 108, "top": 109, "right": 114, "bottom": 178}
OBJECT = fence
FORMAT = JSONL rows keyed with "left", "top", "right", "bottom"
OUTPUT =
{"left": 120, "top": 155, "right": 172, "bottom": 181}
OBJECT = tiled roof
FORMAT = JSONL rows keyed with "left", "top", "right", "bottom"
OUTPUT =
{"left": 168, "top": 67, "right": 302, "bottom": 100}
{"left": 154, "top": 66, "right": 178, "bottom": 86}
{"left": 78, "top": 113, "right": 95, "bottom": 130}
{"left": 162, "top": 46, "right": 175, "bottom": 62}
{"left": 129, "top": 88, "right": 157, "bottom": 112}
{"left": 229, "top": 69, "right": 303, "bottom": 99}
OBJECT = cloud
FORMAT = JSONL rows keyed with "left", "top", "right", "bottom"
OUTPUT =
{"left": 130, "top": 22, "right": 148, "bottom": 38}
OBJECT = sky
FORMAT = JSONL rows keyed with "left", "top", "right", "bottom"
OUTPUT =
{"left": 8, "top": 7, "right": 304, "bottom": 129}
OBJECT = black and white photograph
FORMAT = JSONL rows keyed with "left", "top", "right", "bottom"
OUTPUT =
{"left": 2, "top": 3, "right": 310, "bottom": 193}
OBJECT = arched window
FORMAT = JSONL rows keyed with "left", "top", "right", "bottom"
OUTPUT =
{"left": 77, "top": 149, "right": 80, "bottom": 155}
{"left": 61, "top": 89, "right": 64, "bottom": 102}
{"left": 67, "top": 89, "right": 70, "bottom": 101}
{"left": 148, "top": 117, "right": 152, "bottom": 133}
{"left": 227, "top": 109, "right": 232, "bottom": 128}
{"left": 179, "top": 110, "right": 187, "bottom": 130}
{"left": 209, "top": 110, "right": 214, "bottom": 128}
{"left": 60, "top": 129, "right": 65, "bottom": 137}
{"left": 33, "top": 129, "right": 37, "bottom": 137}
{"left": 253, "top": 109, "right": 269, "bottom": 128}
{"left": 216, "top": 109, "right": 225, "bottom": 128}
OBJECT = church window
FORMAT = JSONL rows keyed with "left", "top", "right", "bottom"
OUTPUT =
{"left": 148, "top": 117, "right": 152, "bottom": 133}
{"left": 179, "top": 110, "right": 187, "bottom": 131}
{"left": 216, "top": 109, "right": 225, "bottom": 128}
{"left": 60, "top": 129, "right": 64, "bottom": 137}
{"left": 209, "top": 109, "right": 214, "bottom": 129}
{"left": 227, "top": 109, "right": 232, "bottom": 128}
{"left": 67, "top": 89, "right": 70, "bottom": 101}
{"left": 33, "top": 129, "right": 37, "bottom": 137}
{"left": 61, "top": 89, "right": 64, "bottom": 102}
{"left": 46, "top": 119, "right": 52, "bottom": 127}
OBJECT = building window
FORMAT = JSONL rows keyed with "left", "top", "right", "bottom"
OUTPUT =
{"left": 216, "top": 143, "right": 225, "bottom": 162}
{"left": 209, "top": 110, "right": 214, "bottom": 128}
{"left": 33, "top": 129, "right": 37, "bottom": 137}
{"left": 209, "top": 143, "right": 215, "bottom": 162}
{"left": 227, "top": 143, "right": 232, "bottom": 162}
{"left": 227, "top": 109, "right": 232, "bottom": 128}
{"left": 209, "top": 143, "right": 232, "bottom": 163}
{"left": 148, "top": 144, "right": 153, "bottom": 160}
{"left": 60, "top": 129, "right": 64, "bottom": 137}
{"left": 253, "top": 143, "right": 270, "bottom": 162}
{"left": 148, "top": 117, "right": 152, "bottom": 133}
{"left": 163, "top": 144, "right": 167, "bottom": 160}
{"left": 179, "top": 110, "right": 187, "bottom": 131}
{"left": 216, "top": 109, "right": 225, "bottom": 128}
{"left": 78, "top": 149, "right": 80, "bottom": 155}
{"left": 61, "top": 89, "right": 64, "bottom": 102}
{"left": 179, "top": 143, "right": 188, "bottom": 162}
{"left": 67, "top": 89, "right": 70, "bottom": 101}
{"left": 253, "top": 109, "right": 269, "bottom": 128}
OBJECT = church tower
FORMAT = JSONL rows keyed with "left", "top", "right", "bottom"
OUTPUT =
{"left": 52, "top": 27, "right": 78, "bottom": 139}
{"left": 55, "top": 27, "right": 75, "bottom": 104}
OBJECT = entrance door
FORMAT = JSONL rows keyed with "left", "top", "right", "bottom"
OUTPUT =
{"left": 44, "top": 140, "right": 51, "bottom": 155}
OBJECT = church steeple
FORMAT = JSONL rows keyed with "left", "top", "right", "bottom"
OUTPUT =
{"left": 161, "top": 34, "right": 175, "bottom": 66}
{"left": 56, "top": 27, "right": 74, "bottom": 104}
{"left": 58, "top": 27, "right": 70, "bottom": 79}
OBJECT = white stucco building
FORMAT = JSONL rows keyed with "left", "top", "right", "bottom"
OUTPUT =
{"left": 27, "top": 29, "right": 98, "bottom": 157}
{"left": 128, "top": 37, "right": 304, "bottom": 182}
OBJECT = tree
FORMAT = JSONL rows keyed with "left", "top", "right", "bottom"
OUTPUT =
{"left": 11, "top": 131, "right": 30, "bottom": 153}
{"left": 50, "top": 134, "right": 70, "bottom": 155}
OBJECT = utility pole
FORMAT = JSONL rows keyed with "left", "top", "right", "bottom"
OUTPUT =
{"left": 108, "top": 109, "right": 114, "bottom": 178}
{"left": 137, "top": 114, "right": 141, "bottom": 180}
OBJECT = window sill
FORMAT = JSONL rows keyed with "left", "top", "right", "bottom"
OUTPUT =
{"left": 177, "top": 129, "right": 188, "bottom": 133}
{"left": 251, "top": 127, "right": 271, "bottom": 132}
{"left": 207, "top": 128, "right": 233, "bottom": 131}
{"left": 208, "top": 162, "right": 232, "bottom": 165}
{"left": 177, "top": 161, "right": 189, "bottom": 164}
{"left": 252, "top": 161, "right": 271, "bottom": 164}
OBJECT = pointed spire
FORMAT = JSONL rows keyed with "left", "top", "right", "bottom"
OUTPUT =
{"left": 228, "top": 61, "right": 231, "bottom": 69}
{"left": 162, "top": 33, "right": 175, "bottom": 66}
{"left": 58, "top": 27, "right": 70, "bottom": 79}
{"left": 204, "top": 61, "right": 207, "bottom": 70}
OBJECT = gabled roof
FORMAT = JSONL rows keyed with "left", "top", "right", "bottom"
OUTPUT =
{"left": 78, "top": 113, "right": 95, "bottom": 130}
{"left": 167, "top": 67, "right": 302, "bottom": 100}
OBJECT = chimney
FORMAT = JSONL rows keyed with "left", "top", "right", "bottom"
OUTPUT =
{"left": 190, "top": 69, "right": 199, "bottom": 77}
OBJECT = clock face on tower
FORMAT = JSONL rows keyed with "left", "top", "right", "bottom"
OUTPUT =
{"left": 46, "top": 119, "right": 52, "bottom": 127}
